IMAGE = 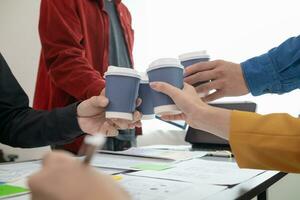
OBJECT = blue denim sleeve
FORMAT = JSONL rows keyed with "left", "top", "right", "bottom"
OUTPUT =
{"left": 241, "top": 36, "right": 300, "bottom": 96}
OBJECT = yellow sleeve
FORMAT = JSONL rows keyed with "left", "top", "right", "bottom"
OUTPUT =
{"left": 229, "top": 111, "right": 300, "bottom": 173}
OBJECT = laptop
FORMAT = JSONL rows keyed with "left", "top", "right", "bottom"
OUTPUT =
{"left": 185, "top": 102, "right": 257, "bottom": 151}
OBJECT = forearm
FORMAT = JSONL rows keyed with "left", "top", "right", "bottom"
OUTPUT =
{"left": 0, "top": 103, "right": 83, "bottom": 148}
{"left": 0, "top": 53, "right": 83, "bottom": 148}
{"left": 230, "top": 111, "right": 300, "bottom": 173}
{"left": 196, "top": 106, "right": 231, "bottom": 140}
{"left": 242, "top": 36, "right": 300, "bottom": 96}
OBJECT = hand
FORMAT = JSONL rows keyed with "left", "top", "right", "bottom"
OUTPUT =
{"left": 150, "top": 82, "right": 231, "bottom": 139}
{"left": 184, "top": 60, "right": 249, "bottom": 102}
{"left": 77, "top": 90, "right": 142, "bottom": 137}
{"left": 28, "top": 151, "right": 130, "bottom": 200}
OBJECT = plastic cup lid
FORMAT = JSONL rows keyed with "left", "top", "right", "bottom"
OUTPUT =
{"left": 104, "top": 66, "right": 141, "bottom": 79}
{"left": 178, "top": 51, "right": 210, "bottom": 62}
{"left": 147, "top": 58, "right": 183, "bottom": 73}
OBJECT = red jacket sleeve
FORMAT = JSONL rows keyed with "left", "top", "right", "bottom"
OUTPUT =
{"left": 39, "top": 0, "right": 105, "bottom": 100}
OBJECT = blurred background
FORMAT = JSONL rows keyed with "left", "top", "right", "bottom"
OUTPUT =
{"left": 0, "top": 0, "right": 300, "bottom": 199}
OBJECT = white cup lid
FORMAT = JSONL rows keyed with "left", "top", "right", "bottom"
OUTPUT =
{"left": 147, "top": 58, "right": 183, "bottom": 73}
{"left": 139, "top": 72, "right": 149, "bottom": 84}
{"left": 105, "top": 66, "right": 141, "bottom": 79}
{"left": 179, "top": 51, "right": 210, "bottom": 62}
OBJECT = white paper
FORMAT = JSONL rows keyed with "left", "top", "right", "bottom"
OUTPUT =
{"left": 91, "top": 154, "right": 173, "bottom": 170}
{"left": 0, "top": 161, "right": 41, "bottom": 183}
{"left": 100, "top": 147, "right": 208, "bottom": 162}
{"left": 142, "top": 145, "right": 192, "bottom": 151}
{"left": 94, "top": 167, "right": 127, "bottom": 175}
{"left": 119, "top": 175, "right": 226, "bottom": 200}
{"left": 1, "top": 194, "right": 31, "bottom": 200}
{"left": 130, "top": 159, "right": 265, "bottom": 185}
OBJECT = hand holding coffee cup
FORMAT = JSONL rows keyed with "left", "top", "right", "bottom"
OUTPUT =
{"left": 179, "top": 51, "right": 210, "bottom": 97}
{"left": 147, "top": 58, "right": 184, "bottom": 116}
{"left": 105, "top": 66, "right": 141, "bottom": 121}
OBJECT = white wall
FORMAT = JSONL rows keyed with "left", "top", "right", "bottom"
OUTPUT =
{"left": 125, "top": 0, "right": 300, "bottom": 116}
{"left": 0, "top": 0, "right": 299, "bottom": 198}
{"left": 125, "top": 0, "right": 300, "bottom": 199}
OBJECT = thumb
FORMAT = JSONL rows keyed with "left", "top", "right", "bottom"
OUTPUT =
{"left": 150, "top": 82, "right": 182, "bottom": 100}
{"left": 150, "top": 82, "right": 199, "bottom": 115}
{"left": 150, "top": 82, "right": 187, "bottom": 111}
{"left": 90, "top": 96, "right": 109, "bottom": 108}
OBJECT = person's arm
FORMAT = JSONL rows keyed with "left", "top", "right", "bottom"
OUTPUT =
{"left": 150, "top": 82, "right": 300, "bottom": 173}
{"left": 39, "top": 0, "right": 105, "bottom": 100}
{"left": 0, "top": 54, "right": 83, "bottom": 148}
{"left": 184, "top": 36, "right": 300, "bottom": 102}
{"left": 230, "top": 111, "right": 300, "bottom": 173}
{"left": 0, "top": 54, "right": 141, "bottom": 148}
{"left": 242, "top": 36, "right": 300, "bottom": 96}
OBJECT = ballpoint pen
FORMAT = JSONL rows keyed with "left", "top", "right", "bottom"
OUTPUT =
{"left": 82, "top": 134, "right": 106, "bottom": 165}
{"left": 81, "top": 134, "right": 123, "bottom": 181}
{"left": 206, "top": 151, "right": 233, "bottom": 158}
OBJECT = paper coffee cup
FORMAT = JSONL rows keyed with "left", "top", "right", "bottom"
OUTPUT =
{"left": 147, "top": 58, "right": 184, "bottom": 115}
{"left": 179, "top": 50, "right": 210, "bottom": 68}
{"left": 138, "top": 73, "right": 155, "bottom": 120}
{"left": 179, "top": 51, "right": 210, "bottom": 97}
{"left": 105, "top": 66, "right": 141, "bottom": 120}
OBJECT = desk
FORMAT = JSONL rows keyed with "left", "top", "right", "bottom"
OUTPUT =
{"left": 202, "top": 157, "right": 287, "bottom": 200}
{"left": 1, "top": 152, "right": 287, "bottom": 200}
{"left": 206, "top": 170, "right": 286, "bottom": 200}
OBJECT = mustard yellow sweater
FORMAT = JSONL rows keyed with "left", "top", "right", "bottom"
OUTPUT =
{"left": 230, "top": 111, "right": 300, "bottom": 173}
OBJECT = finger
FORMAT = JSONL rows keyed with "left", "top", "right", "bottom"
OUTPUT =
{"left": 133, "top": 121, "right": 142, "bottom": 128}
{"left": 184, "top": 60, "right": 218, "bottom": 77}
{"left": 184, "top": 70, "right": 216, "bottom": 85}
{"left": 195, "top": 80, "right": 223, "bottom": 94}
{"left": 151, "top": 82, "right": 201, "bottom": 115}
{"left": 161, "top": 113, "right": 186, "bottom": 121}
{"left": 100, "top": 121, "right": 119, "bottom": 137}
{"left": 28, "top": 173, "right": 43, "bottom": 196}
{"left": 107, "top": 120, "right": 121, "bottom": 129}
{"left": 90, "top": 95, "right": 109, "bottom": 108}
{"left": 132, "top": 111, "right": 142, "bottom": 123}
{"left": 111, "top": 119, "right": 130, "bottom": 130}
{"left": 128, "top": 124, "right": 135, "bottom": 129}
{"left": 106, "top": 127, "right": 119, "bottom": 137}
{"left": 100, "top": 88, "right": 106, "bottom": 96}
{"left": 202, "top": 90, "right": 225, "bottom": 102}
{"left": 136, "top": 98, "right": 142, "bottom": 107}
{"left": 150, "top": 82, "right": 183, "bottom": 100}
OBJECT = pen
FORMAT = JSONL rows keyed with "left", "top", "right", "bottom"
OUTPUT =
{"left": 206, "top": 151, "right": 233, "bottom": 158}
{"left": 82, "top": 134, "right": 106, "bottom": 165}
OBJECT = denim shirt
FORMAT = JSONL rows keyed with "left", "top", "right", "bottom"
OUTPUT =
{"left": 241, "top": 36, "right": 300, "bottom": 96}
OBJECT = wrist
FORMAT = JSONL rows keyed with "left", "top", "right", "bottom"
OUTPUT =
{"left": 76, "top": 101, "right": 84, "bottom": 117}
{"left": 195, "top": 105, "right": 231, "bottom": 140}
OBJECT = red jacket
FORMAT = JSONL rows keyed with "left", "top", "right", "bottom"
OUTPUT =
{"left": 34, "top": 0, "right": 135, "bottom": 153}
